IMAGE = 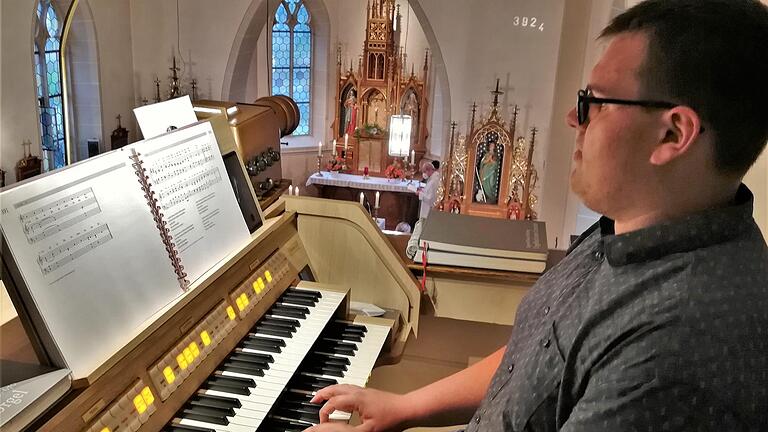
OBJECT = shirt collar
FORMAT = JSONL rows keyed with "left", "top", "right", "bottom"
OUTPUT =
{"left": 598, "top": 184, "right": 755, "bottom": 266}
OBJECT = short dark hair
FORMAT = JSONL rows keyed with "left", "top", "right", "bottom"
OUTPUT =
{"left": 431, "top": 160, "right": 440, "bottom": 170}
{"left": 601, "top": 0, "right": 768, "bottom": 175}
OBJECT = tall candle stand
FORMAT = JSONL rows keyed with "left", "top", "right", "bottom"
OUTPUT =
{"left": 316, "top": 155, "right": 324, "bottom": 177}
{"left": 404, "top": 157, "right": 417, "bottom": 184}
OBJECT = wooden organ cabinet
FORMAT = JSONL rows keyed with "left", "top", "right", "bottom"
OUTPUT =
{"left": 0, "top": 115, "right": 421, "bottom": 431}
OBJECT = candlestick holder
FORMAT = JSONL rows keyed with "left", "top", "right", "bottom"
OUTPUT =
{"left": 404, "top": 158, "right": 417, "bottom": 184}
{"left": 316, "top": 155, "right": 324, "bottom": 177}
{"left": 373, "top": 205, "right": 379, "bottom": 220}
{"left": 341, "top": 149, "right": 349, "bottom": 172}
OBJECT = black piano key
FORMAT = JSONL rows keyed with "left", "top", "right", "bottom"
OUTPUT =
{"left": 291, "top": 375, "right": 338, "bottom": 391}
{"left": 308, "top": 353, "right": 350, "bottom": 367}
{"left": 312, "top": 352, "right": 351, "bottom": 365}
{"left": 287, "top": 287, "right": 322, "bottom": 299}
{"left": 259, "top": 318, "right": 298, "bottom": 332}
{"left": 265, "top": 417, "right": 312, "bottom": 431}
{"left": 303, "top": 364, "right": 345, "bottom": 377}
{"left": 279, "top": 295, "right": 316, "bottom": 307}
{"left": 202, "top": 382, "right": 250, "bottom": 396}
{"left": 181, "top": 405, "right": 232, "bottom": 424}
{"left": 177, "top": 411, "right": 229, "bottom": 426}
{"left": 241, "top": 339, "right": 281, "bottom": 353}
{"left": 253, "top": 325, "right": 293, "bottom": 338}
{"left": 165, "top": 423, "right": 216, "bottom": 432}
{"left": 328, "top": 332, "right": 363, "bottom": 342}
{"left": 249, "top": 335, "right": 286, "bottom": 347}
{"left": 320, "top": 338, "right": 358, "bottom": 351}
{"left": 274, "top": 303, "right": 311, "bottom": 315}
{"left": 229, "top": 351, "right": 273, "bottom": 365}
{"left": 263, "top": 315, "right": 301, "bottom": 328}
{"left": 232, "top": 349, "right": 275, "bottom": 363}
{"left": 281, "top": 400, "right": 322, "bottom": 413}
{"left": 332, "top": 322, "right": 368, "bottom": 334}
{"left": 189, "top": 393, "right": 241, "bottom": 410}
{"left": 274, "top": 407, "right": 320, "bottom": 424}
{"left": 219, "top": 362, "right": 265, "bottom": 377}
{"left": 204, "top": 376, "right": 253, "bottom": 396}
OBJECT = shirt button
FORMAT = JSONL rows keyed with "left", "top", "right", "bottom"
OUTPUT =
{"left": 543, "top": 306, "right": 550, "bottom": 315}
{"left": 542, "top": 338, "right": 551, "bottom": 348}
{"left": 594, "top": 250, "right": 604, "bottom": 260}
{"left": 475, "top": 415, "right": 481, "bottom": 424}
{"left": 507, "top": 363, "right": 515, "bottom": 373}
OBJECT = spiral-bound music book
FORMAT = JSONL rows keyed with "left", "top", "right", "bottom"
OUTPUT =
{"left": 0, "top": 121, "right": 250, "bottom": 378}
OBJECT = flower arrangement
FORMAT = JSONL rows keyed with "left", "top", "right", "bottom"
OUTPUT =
{"left": 354, "top": 123, "right": 387, "bottom": 138}
{"left": 384, "top": 159, "right": 405, "bottom": 180}
{"left": 326, "top": 155, "right": 345, "bottom": 172}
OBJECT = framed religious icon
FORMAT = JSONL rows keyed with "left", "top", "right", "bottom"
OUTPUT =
{"left": 473, "top": 130, "right": 504, "bottom": 205}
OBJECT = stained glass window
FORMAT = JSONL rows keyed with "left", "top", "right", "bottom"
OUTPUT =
{"left": 33, "top": 0, "right": 67, "bottom": 169}
{"left": 272, "top": 0, "right": 312, "bottom": 135}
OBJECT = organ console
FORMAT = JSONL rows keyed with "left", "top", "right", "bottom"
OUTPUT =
{"left": 1, "top": 113, "right": 421, "bottom": 431}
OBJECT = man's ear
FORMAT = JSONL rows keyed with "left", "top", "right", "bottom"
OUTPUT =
{"left": 649, "top": 106, "right": 703, "bottom": 166}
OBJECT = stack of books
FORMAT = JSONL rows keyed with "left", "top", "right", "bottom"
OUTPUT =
{"left": 413, "top": 212, "right": 548, "bottom": 273}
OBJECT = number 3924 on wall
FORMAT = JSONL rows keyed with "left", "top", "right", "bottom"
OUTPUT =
{"left": 513, "top": 16, "right": 544, "bottom": 31}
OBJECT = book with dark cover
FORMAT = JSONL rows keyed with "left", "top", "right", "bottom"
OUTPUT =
{"left": 413, "top": 248, "right": 546, "bottom": 273}
{"left": 419, "top": 211, "right": 548, "bottom": 261}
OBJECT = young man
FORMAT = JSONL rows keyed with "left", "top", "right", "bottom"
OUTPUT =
{"left": 416, "top": 160, "right": 441, "bottom": 219}
{"left": 307, "top": 1, "right": 768, "bottom": 430}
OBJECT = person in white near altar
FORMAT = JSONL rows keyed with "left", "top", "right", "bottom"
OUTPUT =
{"left": 417, "top": 160, "right": 441, "bottom": 219}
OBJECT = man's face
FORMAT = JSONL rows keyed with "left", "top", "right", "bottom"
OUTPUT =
{"left": 566, "top": 32, "right": 662, "bottom": 217}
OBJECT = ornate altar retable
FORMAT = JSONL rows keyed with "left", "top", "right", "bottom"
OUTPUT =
{"left": 307, "top": 172, "right": 424, "bottom": 230}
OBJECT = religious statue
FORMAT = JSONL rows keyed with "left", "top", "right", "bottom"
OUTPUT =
{"left": 342, "top": 89, "right": 358, "bottom": 136}
{"left": 474, "top": 138, "right": 501, "bottom": 204}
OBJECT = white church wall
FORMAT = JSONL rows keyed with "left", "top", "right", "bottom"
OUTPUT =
{"left": 1, "top": 0, "right": 41, "bottom": 184}
{"left": 0, "top": 0, "right": 135, "bottom": 185}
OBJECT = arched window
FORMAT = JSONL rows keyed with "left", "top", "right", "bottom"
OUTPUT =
{"left": 272, "top": 0, "right": 312, "bottom": 135}
{"left": 33, "top": 0, "right": 67, "bottom": 169}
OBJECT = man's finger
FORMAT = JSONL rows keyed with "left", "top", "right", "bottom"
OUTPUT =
{"left": 311, "top": 384, "right": 360, "bottom": 404}
{"left": 318, "top": 394, "right": 358, "bottom": 423}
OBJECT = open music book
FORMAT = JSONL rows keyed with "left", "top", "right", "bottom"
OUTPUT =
{"left": 0, "top": 121, "right": 250, "bottom": 378}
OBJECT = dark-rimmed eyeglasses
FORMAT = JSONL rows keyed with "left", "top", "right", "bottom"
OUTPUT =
{"left": 577, "top": 89, "right": 678, "bottom": 125}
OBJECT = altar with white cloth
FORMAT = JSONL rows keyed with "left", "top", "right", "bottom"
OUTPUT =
{"left": 306, "top": 172, "right": 425, "bottom": 230}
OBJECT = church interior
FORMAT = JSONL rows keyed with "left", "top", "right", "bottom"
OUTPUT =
{"left": 1, "top": 0, "right": 767, "bottom": 431}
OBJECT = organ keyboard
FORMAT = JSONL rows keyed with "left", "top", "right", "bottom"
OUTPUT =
{"left": 9, "top": 196, "right": 421, "bottom": 431}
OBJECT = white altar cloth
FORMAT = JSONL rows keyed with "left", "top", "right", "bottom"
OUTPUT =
{"left": 306, "top": 172, "right": 424, "bottom": 193}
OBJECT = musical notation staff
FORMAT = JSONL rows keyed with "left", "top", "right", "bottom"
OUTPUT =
{"left": 37, "top": 223, "right": 113, "bottom": 275}
{"left": 20, "top": 188, "right": 102, "bottom": 244}
{"left": 156, "top": 168, "right": 223, "bottom": 210}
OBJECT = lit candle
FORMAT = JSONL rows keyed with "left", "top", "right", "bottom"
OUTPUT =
{"left": 318, "top": 141, "right": 322, "bottom": 156}
{"left": 410, "top": 149, "right": 415, "bottom": 165}
{"left": 332, "top": 139, "right": 337, "bottom": 156}
{"left": 287, "top": 185, "right": 293, "bottom": 195}
{"left": 295, "top": 187, "right": 300, "bottom": 197}
{"left": 375, "top": 191, "right": 380, "bottom": 208}
{"left": 344, "top": 133, "right": 349, "bottom": 151}
{"left": 359, "top": 192, "right": 365, "bottom": 205}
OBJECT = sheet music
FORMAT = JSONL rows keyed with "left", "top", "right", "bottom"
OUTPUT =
{"left": 133, "top": 95, "right": 197, "bottom": 139}
{"left": 130, "top": 122, "right": 250, "bottom": 284}
{"left": 0, "top": 151, "right": 184, "bottom": 378}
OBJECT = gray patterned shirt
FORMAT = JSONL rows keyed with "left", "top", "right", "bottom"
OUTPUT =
{"left": 465, "top": 185, "right": 768, "bottom": 432}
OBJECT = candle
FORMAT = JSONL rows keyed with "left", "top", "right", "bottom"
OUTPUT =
{"left": 410, "top": 149, "right": 415, "bottom": 165}
{"left": 288, "top": 185, "right": 293, "bottom": 196}
{"left": 344, "top": 133, "right": 349, "bottom": 151}
{"left": 375, "top": 191, "right": 380, "bottom": 208}
{"left": 318, "top": 141, "right": 322, "bottom": 156}
{"left": 332, "top": 139, "right": 337, "bottom": 156}
{"left": 359, "top": 192, "right": 364, "bottom": 205}
{"left": 295, "top": 187, "right": 300, "bottom": 197}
